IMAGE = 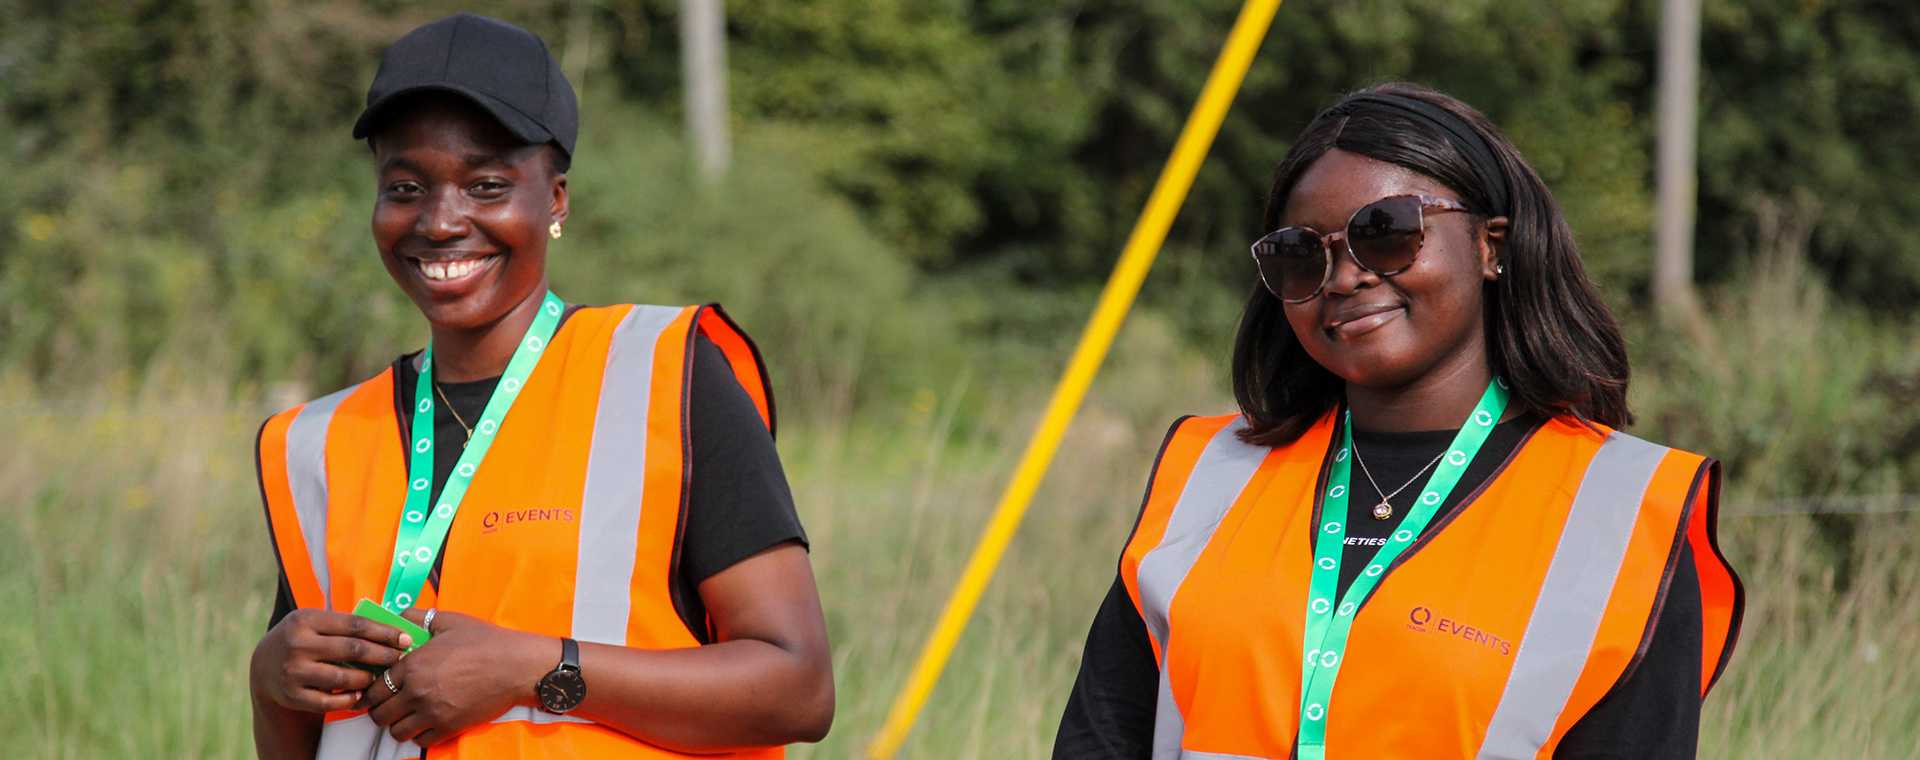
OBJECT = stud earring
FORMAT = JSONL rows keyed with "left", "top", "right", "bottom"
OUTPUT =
{"left": 1494, "top": 264, "right": 1505, "bottom": 275}
{"left": 549, "top": 222, "right": 563, "bottom": 240}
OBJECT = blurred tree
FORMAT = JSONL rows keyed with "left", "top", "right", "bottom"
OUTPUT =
{"left": 599, "top": 1, "right": 1651, "bottom": 286}
{"left": 4, "top": 0, "right": 1918, "bottom": 382}
{"left": 1684, "top": 0, "right": 1920, "bottom": 307}
{"left": 605, "top": 0, "right": 1919, "bottom": 306}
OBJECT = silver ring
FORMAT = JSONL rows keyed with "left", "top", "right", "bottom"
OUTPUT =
{"left": 422, "top": 608, "right": 437, "bottom": 631}
{"left": 382, "top": 669, "right": 401, "bottom": 694}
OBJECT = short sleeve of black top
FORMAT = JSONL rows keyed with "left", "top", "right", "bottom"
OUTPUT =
{"left": 1053, "top": 414, "right": 1704, "bottom": 759}
{"left": 266, "top": 320, "right": 807, "bottom": 642}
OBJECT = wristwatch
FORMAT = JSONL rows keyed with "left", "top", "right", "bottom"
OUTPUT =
{"left": 536, "top": 637, "right": 587, "bottom": 713}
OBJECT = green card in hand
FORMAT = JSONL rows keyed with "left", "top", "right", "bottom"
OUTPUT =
{"left": 347, "top": 598, "right": 432, "bottom": 674}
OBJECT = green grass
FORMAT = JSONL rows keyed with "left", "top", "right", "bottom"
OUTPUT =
{"left": 4, "top": 248, "right": 1917, "bottom": 759}
{"left": 4, "top": 363, "right": 1918, "bottom": 759}
{"left": 1698, "top": 511, "right": 1920, "bottom": 758}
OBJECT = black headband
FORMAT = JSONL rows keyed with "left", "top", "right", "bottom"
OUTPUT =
{"left": 1332, "top": 93, "right": 1511, "bottom": 216}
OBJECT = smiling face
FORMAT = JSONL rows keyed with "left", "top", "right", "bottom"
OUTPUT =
{"left": 1279, "top": 149, "right": 1501, "bottom": 391}
{"left": 370, "top": 94, "right": 567, "bottom": 332}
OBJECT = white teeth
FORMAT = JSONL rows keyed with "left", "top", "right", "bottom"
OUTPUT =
{"left": 419, "top": 257, "right": 489, "bottom": 282}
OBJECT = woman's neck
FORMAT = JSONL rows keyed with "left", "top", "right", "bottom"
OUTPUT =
{"left": 1346, "top": 351, "right": 1495, "bottom": 434}
{"left": 426, "top": 285, "right": 548, "bottom": 383}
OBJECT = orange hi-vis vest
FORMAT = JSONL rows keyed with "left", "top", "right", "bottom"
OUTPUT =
{"left": 1120, "top": 412, "right": 1743, "bottom": 759}
{"left": 257, "top": 304, "right": 781, "bottom": 760}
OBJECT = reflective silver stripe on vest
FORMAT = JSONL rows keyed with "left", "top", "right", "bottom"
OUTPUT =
{"left": 572, "top": 306, "right": 684, "bottom": 646}
{"left": 1475, "top": 432, "right": 1669, "bottom": 759}
{"left": 493, "top": 705, "right": 596, "bottom": 726}
{"left": 283, "top": 384, "right": 356, "bottom": 605}
{"left": 1135, "top": 418, "right": 1266, "bottom": 760}
{"left": 315, "top": 714, "right": 419, "bottom": 760}
{"left": 312, "top": 693, "right": 600, "bottom": 757}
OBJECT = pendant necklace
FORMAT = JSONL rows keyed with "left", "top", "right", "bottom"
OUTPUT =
{"left": 1351, "top": 444, "right": 1444, "bottom": 520}
{"left": 432, "top": 379, "right": 475, "bottom": 444}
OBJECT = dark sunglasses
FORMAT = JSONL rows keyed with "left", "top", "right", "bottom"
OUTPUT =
{"left": 1250, "top": 193, "right": 1474, "bottom": 303}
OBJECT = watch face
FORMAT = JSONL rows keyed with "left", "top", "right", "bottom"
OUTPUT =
{"left": 537, "top": 668, "right": 587, "bottom": 713}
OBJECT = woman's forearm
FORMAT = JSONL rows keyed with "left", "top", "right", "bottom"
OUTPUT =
{"left": 251, "top": 691, "right": 321, "bottom": 759}
{"left": 495, "top": 632, "right": 834, "bottom": 752}
{"left": 427, "top": 545, "right": 833, "bottom": 751}
{"left": 584, "top": 636, "right": 833, "bottom": 750}
{"left": 492, "top": 544, "right": 833, "bottom": 751}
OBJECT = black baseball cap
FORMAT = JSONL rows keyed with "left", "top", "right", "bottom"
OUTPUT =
{"left": 352, "top": 13, "right": 578, "bottom": 158}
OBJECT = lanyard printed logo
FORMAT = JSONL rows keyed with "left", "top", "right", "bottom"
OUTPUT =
{"left": 1295, "top": 378, "right": 1509, "bottom": 760}
{"left": 381, "top": 291, "right": 566, "bottom": 613}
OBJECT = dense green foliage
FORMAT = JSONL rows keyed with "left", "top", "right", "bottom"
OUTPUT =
{"left": 3, "top": 0, "right": 1917, "bottom": 497}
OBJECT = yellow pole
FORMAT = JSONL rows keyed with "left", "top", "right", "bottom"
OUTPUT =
{"left": 865, "top": 1, "right": 1285, "bottom": 756}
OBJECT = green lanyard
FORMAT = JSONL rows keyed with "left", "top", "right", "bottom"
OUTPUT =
{"left": 380, "top": 291, "right": 565, "bottom": 613}
{"left": 1296, "top": 379, "right": 1509, "bottom": 760}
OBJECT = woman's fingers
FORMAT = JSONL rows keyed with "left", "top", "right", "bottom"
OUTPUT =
{"left": 307, "top": 608, "right": 414, "bottom": 649}
{"left": 387, "top": 711, "right": 432, "bottom": 744}
{"left": 288, "top": 607, "right": 411, "bottom": 648}
{"left": 368, "top": 684, "right": 411, "bottom": 728}
{"left": 284, "top": 684, "right": 363, "bottom": 713}
{"left": 307, "top": 632, "right": 406, "bottom": 668}
{"left": 402, "top": 605, "right": 464, "bottom": 634}
{"left": 359, "top": 679, "right": 393, "bottom": 712}
{"left": 367, "top": 657, "right": 413, "bottom": 726}
{"left": 286, "top": 659, "right": 377, "bottom": 695}
{"left": 255, "top": 608, "right": 411, "bottom": 717}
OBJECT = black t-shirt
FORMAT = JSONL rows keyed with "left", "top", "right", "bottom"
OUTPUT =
{"left": 1054, "top": 414, "right": 1703, "bottom": 759}
{"left": 267, "top": 313, "right": 806, "bottom": 641}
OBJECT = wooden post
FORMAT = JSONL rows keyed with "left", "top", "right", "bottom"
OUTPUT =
{"left": 681, "top": 0, "right": 730, "bottom": 183}
{"left": 1655, "top": 0, "right": 1702, "bottom": 321}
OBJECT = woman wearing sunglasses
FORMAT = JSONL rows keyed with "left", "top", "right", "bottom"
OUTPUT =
{"left": 1054, "top": 83, "right": 1742, "bottom": 759}
{"left": 247, "top": 14, "right": 832, "bottom": 759}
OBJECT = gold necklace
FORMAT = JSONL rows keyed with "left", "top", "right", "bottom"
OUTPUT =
{"left": 431, "top": 379, "right": 474, "bottom": 443}
{"left": 1352, "top": 444, "right": 1445, "bottom": 521}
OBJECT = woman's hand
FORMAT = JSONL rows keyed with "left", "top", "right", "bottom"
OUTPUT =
{"left": 250, "top": 608, "right": 413, "bottom": 713}
{"left": 356, "top": 544, "right": 832, "bottom": 751}
{"left": 362, "top": 608, "right": 553, "bottom": 747}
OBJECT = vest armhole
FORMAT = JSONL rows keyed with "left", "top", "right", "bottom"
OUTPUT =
{"left": 1605, "top": 454, "right": 1738, "bottom": 701}
{"left": 1606, "top": 472, "right": 1692, "bottom": 704}
{"left": 693, "top": 304, "right": 777, "bottom": 438}
{"left": 668, "top": 306, "right": 709, "bottom": 643}
{"left": 1118, "top": 415, "right": 1196, "bottom": 623}
{"left": 256, "top": 407, "right": 329, "bottom": 612}
{"left": 1688, "top": 459, "right": 1743, "bottom": 694}
{"left": 669, "top": 303, "right": 781, "bottom": 644}
{"left": 254, "top": 414, "right": 294, "bottom": 618}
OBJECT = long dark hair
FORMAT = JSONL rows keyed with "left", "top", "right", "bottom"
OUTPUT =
{"left": 1232, "top": 82, "right": 1632, "bottom": 446}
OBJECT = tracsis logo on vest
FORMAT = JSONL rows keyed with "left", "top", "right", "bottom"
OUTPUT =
{"left": 1407, "top": 605, "right": 1513, "bottom": 656}
{"left": 480, "top": 507, "right": 577, "bottom": 533}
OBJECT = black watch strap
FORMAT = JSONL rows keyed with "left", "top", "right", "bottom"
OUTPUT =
{"left": 537, "top": 637, "right": 587, "bottom": 713}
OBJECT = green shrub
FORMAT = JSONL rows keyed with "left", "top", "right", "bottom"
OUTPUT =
{"left": 1627, "top": 252, "right": 1920, "bottom": 505}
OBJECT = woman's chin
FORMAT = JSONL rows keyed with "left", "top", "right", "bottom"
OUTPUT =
{"left": 1322, "top": 353, "right": 1427, "bottom": 392}
{"left": 405, "top": 290, "right": 505, "bottom": 332}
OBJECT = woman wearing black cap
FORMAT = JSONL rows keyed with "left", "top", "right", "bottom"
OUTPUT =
{"left": 1053, "top": 83, "right": 1742, "bottom": 759}
{"left": 247, "top": 14, "right": 831, "bottom": 759}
